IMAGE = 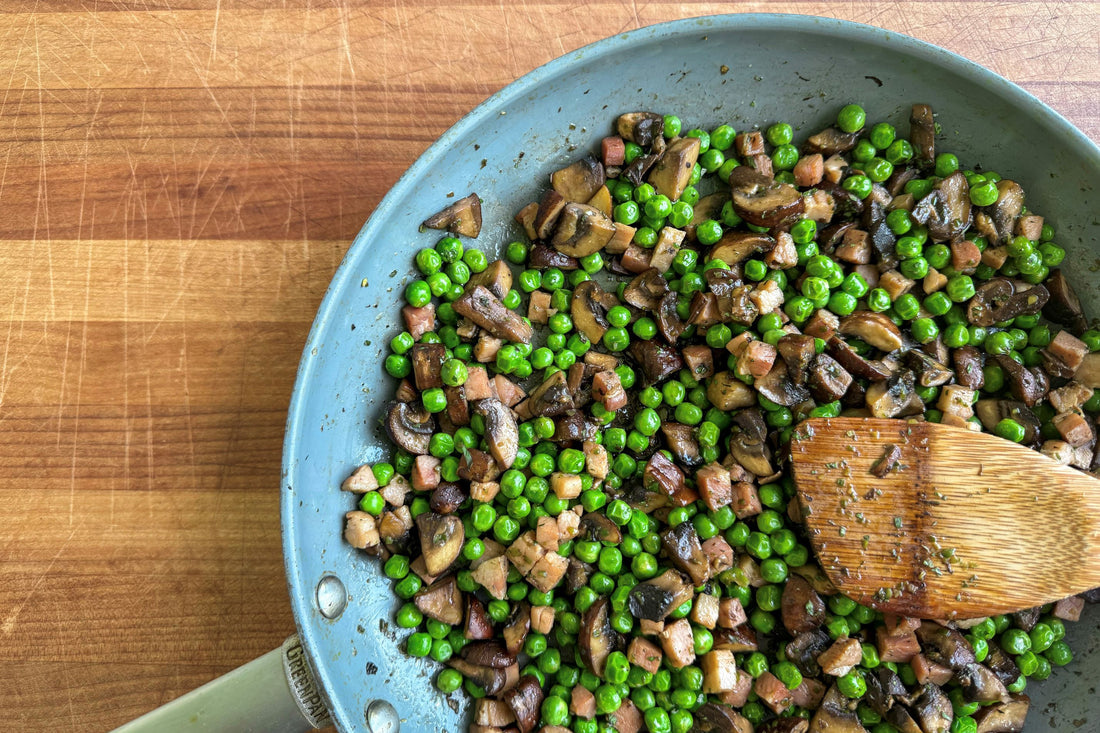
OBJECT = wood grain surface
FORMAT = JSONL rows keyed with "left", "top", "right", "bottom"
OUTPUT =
{"left": 1, "top": 2, "right": 1096, "bottom": 731}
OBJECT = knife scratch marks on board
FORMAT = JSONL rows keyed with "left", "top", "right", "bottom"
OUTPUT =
{"left": 1, "top": 522, "right": 82, "bottom": 636}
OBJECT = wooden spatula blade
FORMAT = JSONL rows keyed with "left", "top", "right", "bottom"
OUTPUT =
{"left": 790, "top": 417, "right": 1100, "bottom": 619}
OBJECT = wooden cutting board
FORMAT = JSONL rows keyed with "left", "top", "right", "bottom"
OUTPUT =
{"left": 0, "top": 3, "right": 1096, "bottom": 730}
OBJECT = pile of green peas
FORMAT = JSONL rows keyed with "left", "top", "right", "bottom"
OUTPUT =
{"left": 361, "top": 101, "right": 1087, "bottom": 733}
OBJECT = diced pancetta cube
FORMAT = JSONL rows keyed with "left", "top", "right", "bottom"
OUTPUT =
{"left": 341, "top": 464, "right": 379, "bottom": 493}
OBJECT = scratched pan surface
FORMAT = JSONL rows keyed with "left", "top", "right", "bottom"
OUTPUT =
{"left": 281, "top": 14, "right": 1100, "bottom": 733}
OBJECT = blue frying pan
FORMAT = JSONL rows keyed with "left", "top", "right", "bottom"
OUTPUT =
{"left": 113, "top": 14, "right": 1100, "bottom": 733}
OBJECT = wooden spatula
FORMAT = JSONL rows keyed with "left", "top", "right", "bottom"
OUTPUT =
{"left": 789, "top": 417, "right": 1100, "bottom": 619}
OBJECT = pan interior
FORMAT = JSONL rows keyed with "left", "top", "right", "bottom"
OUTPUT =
{"left": 281, "top": 14, "right": 1100, "bottom": 733}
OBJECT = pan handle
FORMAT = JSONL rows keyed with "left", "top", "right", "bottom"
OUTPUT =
{"left": 111, "top": 635, "right": 332, "bottom": 733}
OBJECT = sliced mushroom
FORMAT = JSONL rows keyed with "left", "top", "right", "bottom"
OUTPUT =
{"left": 757, "top": 717, "right": 809, "bottom": 733}
{"left": 985, "top": 646, "right": 1022, "bottom": 687}
{"left": 628, "top": 339, "right": 684, "bottom": 385}
{"left": 430, "top": 482, "right": 467, "bottom": 514}
{"left": 839, "top": 311, "right": 904, "bottom": 352}
{"left": 454, "top": 285, "right": 533, "bottom": 343}
{"left": 810, "top": 684, "right": 868, "bottom": 733}
{"left": 988, "top": 180, "right": 1025, "bottom": 247}
{"left": 910, "top": 104, "right": 936, "bottom": 163}
{"left": 711, "top": 625, "right": 759, "bottom": 653}
{"left": 907, "top": 349, "right": 954, "bottom": 387}
{"left": 887, "top": 705, "right": 924, "bottom": 733}
{"left": 503, "top": 674, "right": 544, "bottom": 733}
{"left": 661, "top": 521, "right": 710, "bottom": 586}
{"left": 385, "top": 401, "right": 436, "bottom": 455}
{"left": 911, "top": 171, "right": 971, "bottom": 243}
{"left": 648, "top": 136, "right": 701, "bottom": 201}
{"left": 706, "top": 231, "right": 776, "bottom": 266}
{"left": 623, "top": 268, "right": 670, "bottom": 311}
{"left": 579, "top": 597, "right": 621, "bottom": 676}
{"left": 463, "top": 639, "right": 517, "bottom": 668}
{"left": 804, "top": 127, "right": 861, "bottom": 156}
{"left": 526, "top": 369, "right": 575, "bottom": 417}
{"left": 994, "top": 354, "right": 1047, "bottom": 407}
{"left": 570, "top": 280, "right": 616, "bottom": 346}
{"left": 975, "top": 400, "right": 1040, "bottom": 443}
{"left": 656, "top": 291, "right": 688, "bottom": 343}
{"left": 423, "top": 192, "right": 482, "bottom": 238}
{"left": 447, "top": 658, "right": 509, "bottom": 696}
{"left": 622, "top": 151, "right": 662, "bottom": 187}
{"left": 551, "top": 411, "right": 598, "bottom": 443}
{"left": 972, "top": 694, "right": 1029, "bottom": 733}
{"left": 828, "top": 337, "right": 892, "bottom": 381}
{"left": 754, "top": 358, "right": 811, "bottom": 407}
{"left": 534, "top": 189, "right": 567, "bottom": 239}
{"left": 416, "top": 512, "right": 464, "bottom": 576}
{"left": 528, "top": 243, "right": 579, "bottom": 271}
{"left": 616, "top": 111, "right": 665, "bottom": 146}
{"left": 501, "top": 603, "right": 531, "bottom": 657}
{"left": 580, "top": 513, "right": 623, "bottom": 544}
{"left": 915, "top": 623, "right": 975, "bottom": 672}
{"left": 866, "top": 370, "right": 920, "bottom": 418}
{"left": 467, "top": 259, "right": 513, "bottom": 301}
{"left": 1043, "top": 269, "right": 1088, "bottom": 334}
{"left": 465, "top": 596, "right": 494, "bottom": 640}
{"left": 911, "top": 683, "right": 953, "bottom": 733}
{"left": 1011, "top": 606, "right": 1041, "bottom": 632}
{"left": 954, "top": 346, "right": 985, "bottom": 390}
{"left": 628, "top": 570, "right": 694, "bottom": 621}
{"left": 474, "top": 398, "right": 518, "bottom": 470}
{"left": 887, "top": 166, "right": 921, "bottom": 196}
{"left": 694, "top": 703, "right": 754, "bottom": 733}
{"left": 808, "top": 353, "right": 855, "bottom": 402}
{"left": 785, "top": 629, "right": 832, "bottom": 677}
{"left": 729, "top": 166, "right": 805, "bottom": 228}
{"left": 413, "top": 574, "right": 463, "bottom": 625}
{"left": 955, "top": 662, "right": 1009, "bottom": 704}
{"left": 551, "top": 203, "right": 616, "bottom": 257}
{"left": 727, "top": 409, "right": 774, "bottom": 477}
{"left": 551, "top": 154, "right": 606, "bottom": 204}
{"left": 865, "top": 667, "right": 907, "bottom": 716}
{"left": 781, "top": 575, "right": 826, "bottom": 635}
{"left": 644, "top": 451, "right": 696, "bottom": 507}
{"left": 777, "top": 334, "right": 817, "bottom": 385}
{"left": 661, "top": 421, "right": 703, "bottom": 468}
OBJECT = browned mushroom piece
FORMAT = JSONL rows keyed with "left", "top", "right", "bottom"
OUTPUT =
{"left": 1011, "top": 606, "right": 1040, "bottom": 632}
{"left": 886, "top": 166, "right": 921, "bottom": 196}
{"left": 687, "top": 192, "right": 728, "bottom": 240}
{"left": 808, "top": 354, "right": 855, "bottom": 403}
{"left": 526, "top": 369, "right": 575, "bottom": 417}
{"left": 627, "top": 570, "right": 694, "bottom": 621}
{"left": 706, "top": 231, "right": 776, "bottom": 266}
{"left": 454, "top": 285, "right": 534, "bottom": 343}
{"left": 811, "top": 684, "right": 870, "bottom": 733}
{"left": 446, "top": 658, "right": 509, "bottom": 696}
{"left": 910, "top": 104, "right": 936, "bottom": 162}
{"left": 985, "top": 646, "right": 1022, "bottom": 687}
{"left": 694, "top": 703, "right": 755, "bottom": 733}
{"left": 551, "top": 202, "right": 616, "bottom": 258}
{"left": 413, "top": 574, "right": 463, "bottom": 625}
{"left": 462, "top": 639, "right": 517, "bottom": 668}
{"left": 727, "top": 409, "right": 774, "bottom": 477}
{"left": 1043, "top": 268, "right": 1088, "bottom": 334}
{"left": 866, "top": 371, "right": 920, "bottom": 418}
{"left": 911, "top": 683, "right": 954, "bottom": 733}
{"left": 551, "top": 411, "right": 598, "bottom": 443}
{"left": 828, "top": 337, "right": 893, "bottom": 382}
{"left": 578, "top": 597, "right": 621, "bottom": 676}
{"left": 468, "top": 259, "right": 513, "bottom": 299}
{"left": 648, "top": 136, "right": 701, "bottom": 201}
{"left": 804, "top": 127, "right": 862, "bottom": 156}
{"left": 972, "top": 694, "right": 1029, "bottom": 733}
{"left": 729, "top": 165, "right": 805, "bottom": 228}
{"left": 711, "top": 625, "right": 759, "bottom": 652}
{"left": 785, "top": 629, "right": 832, "bottom": 677}
{"left": 474, "top": 398, "right": 518, "bottom": 470}
{"left": 988, "top": 180, "right": 1026, "bottom": 246}
{"left": 534, "top": 189, "right": 567, "bottom": 240}
{"left": 864, "top": 667, "right": 907, "bottom": 717}
{"left": 915, "top": 622, "right": 976, "bottom": 672}
{"left": 503, "top": 674, "right": 545, "bottom": 733}
{"left": 953, "top": 346, "right": 985, "bottom": 390}
{"left": 911, "top": 171, "right": 971, "bottom": 242}
{"left": 501, "top": 603, "right": 530, "bottom": 656}
{"left": 838, "top": 311, "right": 904, "bottom": 352}
{"left": 616, "top": 111, "right": 665, "bottom": 146}
{"left": 975, "top": 400, "right": 1041, "bottom": 443}
{"left": 887, "top": 704, "right": 924, "bottom": 733}
{"left": 416, "top": 512, "right": 464, "bottom": 576}
{"left": 430, "top": 482, "right": 467, "bottom": 514}
{"left": 528, "top": 243, "right": 579, "bottom": 270}
{"left": 580, "top": 513, "right": 623, "bottom": 544}
{"left": 660, "top": 521, "right": 711, "bottom": 586}
{"left": 644, "top": 451, "right": 697, "bottom": 507}
{"left": 385, "top": 401, "right": 436, "bottom": 455}
{"left": 656, "top": 291, "right": 688, "bottom": 343}
{"left": 422, "top": 192, "right": 482, "bottom": 238}
{"left": 907, "top": 349, "right": 954, "bottom": 387}
{"left": 465, "top": 596, "right": 494, "bottom": 640}
{"left": 994, "top": 354, "right": 1048, "bottom": 407}
{"left": 621, "top": 150, "right": 662, "bottom": 187}
{"left": 781, "top": 574, "right": 827, "bottom": 635}
{"left": 629, "top": 339, "right": 684, "bottom": 385}
{"left": 570, "top": 279, "right": 618, "bottom": 346}
{"left": 661, "top": 422, "right": 703, "bottom": 468}
{"left": 777, "top": 334, "right": 817, "bottom": 385}
{"left": 755, "top": 358, "right": 811, "bottom": 407}
{"left": 551, "top": 154, "right": 606, "bottom": 204}
{"left": 954, "top": 662, "right": 1009, "bottom": 703}
{"left": 623, "top": 268, "right": 671, "bottom": 310}
{"left": 756, "top": 718, "right": 809, "bottom": 733}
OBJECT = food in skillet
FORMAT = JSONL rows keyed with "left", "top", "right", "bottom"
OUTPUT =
{"left": 341, "top": 102, "right": 1097, "bottom": 733}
